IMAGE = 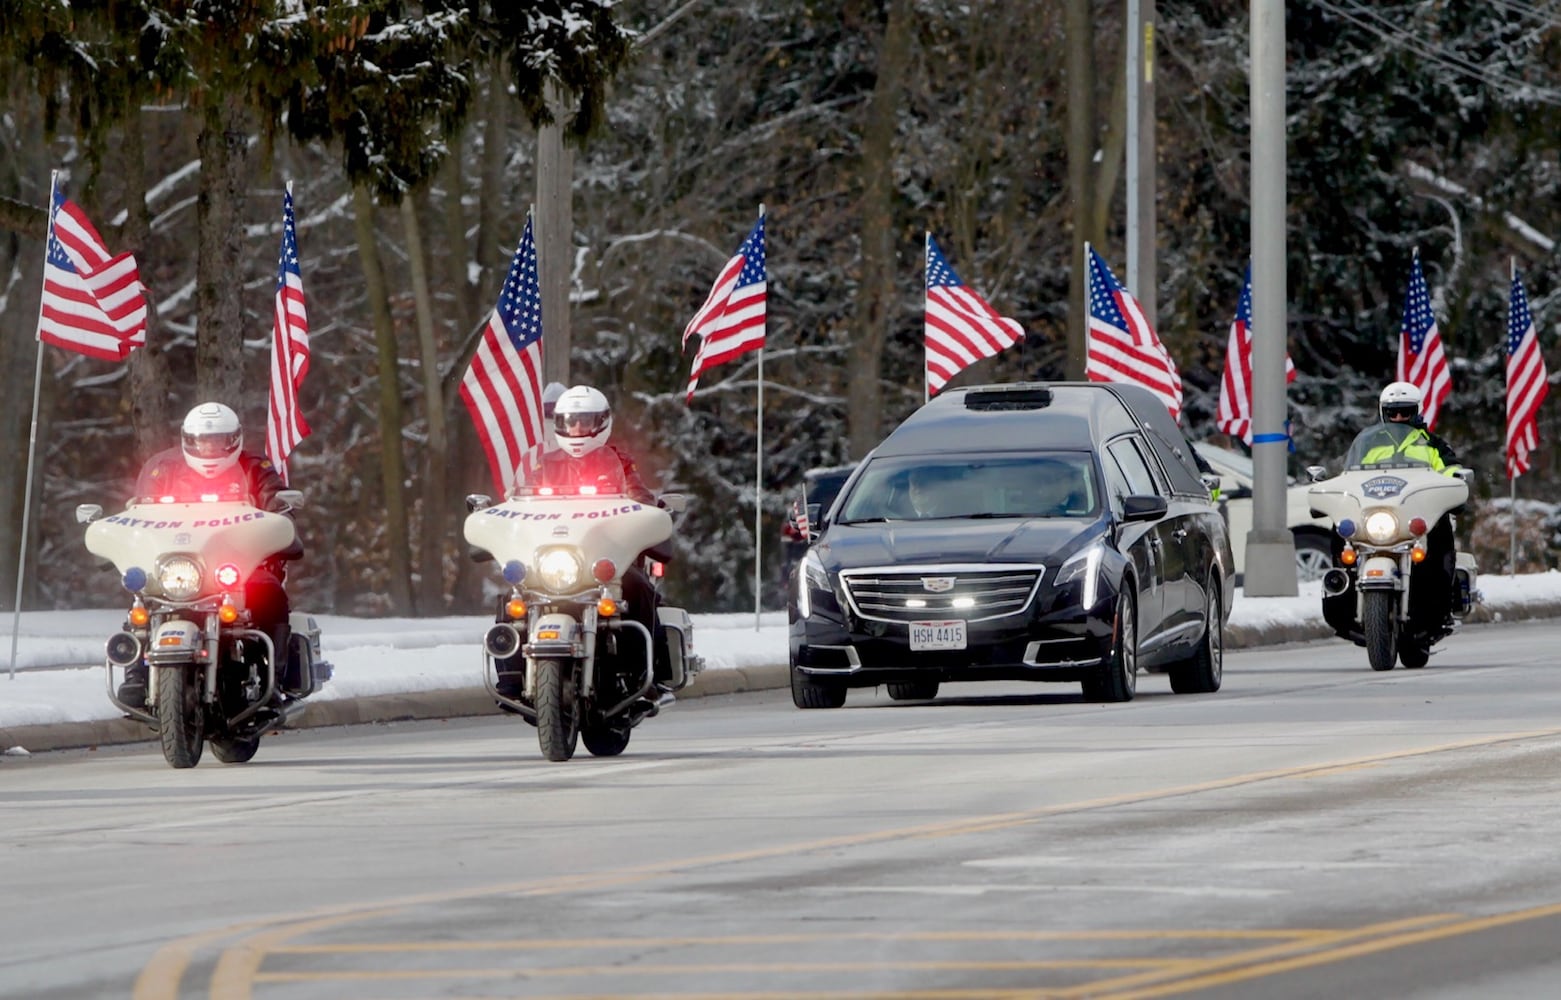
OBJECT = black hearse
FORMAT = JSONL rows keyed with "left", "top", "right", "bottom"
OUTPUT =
{"left": 787, "top": 382, "right": 1234, "bottom": 708}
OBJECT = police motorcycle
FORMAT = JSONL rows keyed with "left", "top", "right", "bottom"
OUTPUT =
{"left": 463, "top": 482, "right": 702, "bottom": 762}
{"left": 1306, "top": 422, "right": 1478, "bottom": 671}
{"left": 76, "top": 489, "right": 331, "bottom": 768}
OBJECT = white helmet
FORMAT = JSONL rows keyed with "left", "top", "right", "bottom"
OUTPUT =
{"left": 181, "top": 402, "right": 243, "bottom": 478}
{"left": 1379, "top": 381, "right": 1423, "bottom": 423}
{"left": 553, "top": 385, "right": 612, "bottom": 458}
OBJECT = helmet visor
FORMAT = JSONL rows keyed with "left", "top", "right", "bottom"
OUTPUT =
{"left": 556, "top": 409, "right": 609, "bottom": 439}
{"left": 1382, "top": 403, "right": 1418, "bottom": 422}
{"left": 183, "top": 429, "right": 241, "bottom": 459}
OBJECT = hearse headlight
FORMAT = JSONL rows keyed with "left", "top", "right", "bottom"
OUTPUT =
{"left": 1055, "top": 542, "right": 1103, "bottom": 609}
{"left": 798, "top": 550, "right": 830, "bottom": 619}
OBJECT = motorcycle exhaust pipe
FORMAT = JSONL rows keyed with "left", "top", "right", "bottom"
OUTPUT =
{"left": 105, "top": 630, "right": 143, "bottom": 668}
{"left": 1322, "top": 568, "right": 1351, "bottom": 598}
{"left": 484, "top": 623, "right": 521, "bottom": 659}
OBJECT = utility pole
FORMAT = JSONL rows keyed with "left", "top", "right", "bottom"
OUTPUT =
{"left": 1244, "top": 0, "right": 1299, "bottom": 597}
{"left": 536, "top": 82, "right": 574, "bottom": 387}
{"left": 1125, "top": 0, "right": 1157, "bottom": 327}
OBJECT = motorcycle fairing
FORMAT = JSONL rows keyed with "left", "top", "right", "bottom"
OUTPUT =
{"left": 84, "top": 501, "right": 296, "bottom": 601}
{"left": 464, "top": 495, "right": 673, "bottom": 588}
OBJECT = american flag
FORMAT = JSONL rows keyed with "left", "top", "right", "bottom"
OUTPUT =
{"left": 266, "top": 185, "right": 311, "bottom": 485}
{"left": 37, "top": 188, "right": 148, "bottom": 362}
{"left": 684, "top": 211, "right": 766, "bottom": 402}
{"left": 461, "top": 216, "right": 546, "bottom": 496}
{"left": 924, "top": 234, "right": 1023, "bottom": 396}
{"left": 1505, "top": 267, "right": 1547, "bottom": 479}
{"left": 1084, "top": 244, "right": 1182, "bottom": 420}
{"left": 1397, "top": 253, "right": 1452, "bottom": 431}
{"left": 1216, "top": 264, "right": 1296, "bottom": 445}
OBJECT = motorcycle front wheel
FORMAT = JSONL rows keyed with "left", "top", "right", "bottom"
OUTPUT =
{"left": 535, "top": 658, "right": 580, "bottom": 762}
{"left": 1363, "top": 590, "right": 1398, "bottom": 672}
{"left": 156, "top": 667, "right": 206, "bottom": 768}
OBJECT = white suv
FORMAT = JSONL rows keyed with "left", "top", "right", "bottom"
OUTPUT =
{"left": 1193, "top": 442, "right": 1334, "bottom": 584}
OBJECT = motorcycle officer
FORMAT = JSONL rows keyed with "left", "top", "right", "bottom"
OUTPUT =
{"left": 1336, "top": 382, "right": 1463, "bottom": 634}
{"left": 530, "top": 385, "right": 666, "bottom": 677}
{"left": 117, "top": 402, "right": 299, "bottom": 708}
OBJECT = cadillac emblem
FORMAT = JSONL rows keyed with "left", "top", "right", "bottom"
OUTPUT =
{"left": 921, "top": 577, "right": 956, "bottom": 593}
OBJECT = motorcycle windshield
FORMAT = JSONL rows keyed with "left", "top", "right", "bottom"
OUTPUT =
{"left": 1342, "top": 423, "right": 1435, "bottom": 470}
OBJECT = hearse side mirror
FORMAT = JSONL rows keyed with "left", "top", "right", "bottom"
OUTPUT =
{"left": 76, "top": 503, "right": 103, "bottom": 524}
{"left": 1121, "top": 494, "right": 1168, "bottom": 523}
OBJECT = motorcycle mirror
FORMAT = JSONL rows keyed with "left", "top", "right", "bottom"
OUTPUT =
{"left": 277, "top": 489, "right": 306, "bottom": 510}
{"left": 1453, "top": 468, "right": 1474, "bottom": 484}
{"left": 465, "top": 493, "right": 493, "bottom": 513}
{"left": 76, "top": 503, "right": 103, "bottom": 524}
{"left": 1306, "top": 465, "right": 1327, "bottom": 483}
{"left": 658, "top": 493, "right": 687, "bottom": 514}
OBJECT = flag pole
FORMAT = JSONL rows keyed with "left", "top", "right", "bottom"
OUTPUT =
{"left": 754, "top": 346, "right": 764, "bottom": 631}
{"left": 924, "top": 232, "right": 931, "bottom": 405}
{"left": 1509, "top": 255, "right": 1517, "bottom": 578}
{"left": 9, "top": 170, "right": 58, "bottom": 680}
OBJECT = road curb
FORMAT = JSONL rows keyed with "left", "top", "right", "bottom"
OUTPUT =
{"left": 6, "top": 600, "right": 1553, "bottom": 756}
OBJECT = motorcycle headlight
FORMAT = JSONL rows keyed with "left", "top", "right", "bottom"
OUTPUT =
{"left": 1363, "top": 510, "right": 1399, "bottom": 544}
{"left": 1055, "top": 542, "right": 1104, "bottom": 609}
{"left": 157, "top": 556, "right": 203, "bottom": 601}
{"left": 798, "top": 550, "right": 830, "bottom": 619}
{"left": 534, "top": 547, "right": 585, "bottom": 593}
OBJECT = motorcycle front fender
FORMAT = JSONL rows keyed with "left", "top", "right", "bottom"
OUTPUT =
{"left": 1355, "top": 555, "right": 1404, "bottom": 591}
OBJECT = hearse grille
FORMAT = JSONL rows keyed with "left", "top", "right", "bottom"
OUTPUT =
{"left": 840, "top": 566, "right": 1045, "bottom": 624}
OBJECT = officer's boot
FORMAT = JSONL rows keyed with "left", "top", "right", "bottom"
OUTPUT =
{"left": 117, "top": 663, "right": 148, "bottom": 709}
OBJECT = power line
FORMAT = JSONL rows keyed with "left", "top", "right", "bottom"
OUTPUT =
{"left": 1308, "top": 0, "right": 1561, "bottom": 107}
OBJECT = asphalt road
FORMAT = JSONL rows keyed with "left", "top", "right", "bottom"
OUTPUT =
{"left": 4, "top": 619, "right": 1561, "bottom": 1000}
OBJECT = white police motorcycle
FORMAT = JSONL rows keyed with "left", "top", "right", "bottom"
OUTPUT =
{"left": 463, "top": 483, "right": 701, "bottom": 762}
{"left": 1307, "top": 423, "right": 1478, "bottom": 671}
{"left": 77, "top": 491, "right": 330, "bottom": 768}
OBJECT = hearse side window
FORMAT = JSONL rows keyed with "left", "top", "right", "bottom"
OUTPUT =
{"left": 1106, "top": 437, "right": 1162, "bottom": 499}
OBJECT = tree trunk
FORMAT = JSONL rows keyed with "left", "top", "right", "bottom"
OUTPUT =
{"left": 195, "top": 97, "right": 250, "bottom": 404}
{"left": 122, "top": 106, "right": 175, "bottom": 453}
{"left": 847, "top": 0, "right": 913, "bottom": 459}
{"left": 1064, "top": 0, "right": 1099, "bottom": 380}
{"left": 353, "top": 183, "right": 415, "bottom": 614}
{"left": 441, "top": 139, "right": 486, "bottom": 610}
{"left": 403, "top": 194, "right": 449, "bottom": 613}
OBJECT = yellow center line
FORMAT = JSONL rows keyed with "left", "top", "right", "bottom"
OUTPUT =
{"left": 133, "top": 726, "right": 1561, "bottom": 999}
{"left": 1090, "top": 901, "right": 1561, "bottom": 999}
{"left": 1048, "top": 912, "right": 1462, "bottom": 997}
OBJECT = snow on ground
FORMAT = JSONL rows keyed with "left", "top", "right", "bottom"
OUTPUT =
{"left": 4, "top": 572, "right": 1561, "bottom": 732}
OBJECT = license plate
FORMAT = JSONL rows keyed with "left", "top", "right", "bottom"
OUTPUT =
{"left": 909, "top": 619, "right": 966, "bottom": 651}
